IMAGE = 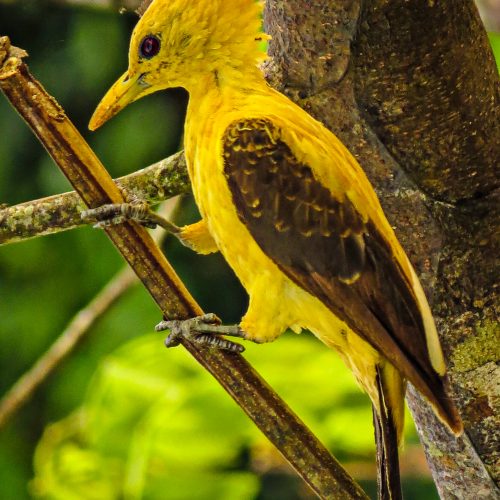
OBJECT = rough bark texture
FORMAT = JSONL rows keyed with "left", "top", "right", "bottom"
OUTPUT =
{"left": 264, "top": 1, "right": 499, "bottom": 498}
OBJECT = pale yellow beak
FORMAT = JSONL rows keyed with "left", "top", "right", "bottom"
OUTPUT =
{"left": 89, "top": 71, "right": 150, "bottom": 131}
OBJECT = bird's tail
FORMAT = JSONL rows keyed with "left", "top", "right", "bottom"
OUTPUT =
{"left": 373, "top": 365, "right": 403, "bottom": 500}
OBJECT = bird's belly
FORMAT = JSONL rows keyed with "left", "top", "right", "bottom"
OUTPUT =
{"left": 190, "top": 148, "right": 276, "bottom": 290}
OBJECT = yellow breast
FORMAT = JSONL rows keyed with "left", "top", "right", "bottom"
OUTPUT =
{"left": 184, "top": 91, "right": 277, "bottom": 292}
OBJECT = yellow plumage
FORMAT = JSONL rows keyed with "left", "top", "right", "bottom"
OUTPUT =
{"left": 184, "top": 82, "right": 409, "bottom": 434}
{"left": 89, "top": 0, "right": 462, "bottom": 495}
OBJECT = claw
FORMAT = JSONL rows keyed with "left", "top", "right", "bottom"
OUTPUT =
{"left": 82, "top": 202, "right": 152, "bottom": 226}
{"left": 81, "top": 201, "right": 181, "bottom": 234}
{"left": 156, "top": 314, "right": 246, "bottom": 353}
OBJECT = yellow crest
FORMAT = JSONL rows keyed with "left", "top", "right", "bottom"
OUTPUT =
{"left": 133, "top": 0, "right": 268, "bottom": 71}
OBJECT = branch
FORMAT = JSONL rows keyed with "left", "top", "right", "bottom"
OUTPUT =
{"left": 0, "top": 36, "right": 368, "bottom": 500}
{"left": 0, "top": 151, "right": 189, "bottom": 245}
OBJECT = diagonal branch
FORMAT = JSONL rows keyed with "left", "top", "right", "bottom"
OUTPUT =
{"left": 0, "top": 151, "right": 189, "bottom": 246}
{"left": 0, "top": 36, "right": 368, "bottom": 500}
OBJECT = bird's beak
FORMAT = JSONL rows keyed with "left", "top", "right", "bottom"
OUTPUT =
{"left": 89, "top": 71, "right": 150, "bottom": 131}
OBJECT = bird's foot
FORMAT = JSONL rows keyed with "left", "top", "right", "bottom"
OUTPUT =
{"left": 81, "top": 197, "right": 181, "bottom": 234}
{"left": 156, "top": 313, "right": 246, "bottom": 353}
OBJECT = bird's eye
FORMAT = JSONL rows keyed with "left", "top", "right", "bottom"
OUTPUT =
{"left": 139, "top": 35, "right": 161, "bottom": 59}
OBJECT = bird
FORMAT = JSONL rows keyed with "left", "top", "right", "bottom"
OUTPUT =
{"left": 88, "top": 0, "right": 463, "bottom": 497}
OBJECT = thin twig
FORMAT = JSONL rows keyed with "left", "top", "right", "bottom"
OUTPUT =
{"left": 0, "top": 151, "right": 189, "bottom": 246}
{"left": 0, "top": 267, "right": 136, "bottom": 428}
{"left": 0, "top": 0, "right": 140, "bottom": 12}
{"left": 0, "top": 198, "right": 179, "bottom": 430}
{"left": 0, "top": 36, "right": 368, "bottom": 499}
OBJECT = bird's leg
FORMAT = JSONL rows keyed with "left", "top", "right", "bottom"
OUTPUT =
{"left": 156, "top": 313, "right": 246, "bottom": 353}
{"left": 81, "top": 192, "right": 181, "bottom": 235}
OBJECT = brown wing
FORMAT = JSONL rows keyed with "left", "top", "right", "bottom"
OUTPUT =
{"left": 222, "top": 118, "right": 460, "bottom": 430}
{"left": 223, "top": 117, "right": 367, "bottom": 284}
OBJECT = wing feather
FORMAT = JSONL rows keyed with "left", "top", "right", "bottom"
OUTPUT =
{"left": 222, "top": 118, "right": 461, "bottom": 432}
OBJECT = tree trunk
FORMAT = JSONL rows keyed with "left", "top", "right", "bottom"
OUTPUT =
{"left": 263, "top": 1, "right": 499, "bottom": 498}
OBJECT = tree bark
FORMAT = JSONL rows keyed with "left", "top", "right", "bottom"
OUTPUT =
{"left": 264, "top": 1, "right": 499, "bottom": 498}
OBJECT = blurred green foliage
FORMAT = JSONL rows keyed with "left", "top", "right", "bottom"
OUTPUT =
{"left": 1, "top": 3, "right": 498, "bottom": 499}
{"left": 489, "top": 33, "right": 500, "bottom": 71}
{"left": 30, "top": 334, "right": 427, "bottom": 500}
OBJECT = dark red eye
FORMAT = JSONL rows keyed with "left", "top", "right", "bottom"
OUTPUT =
{"left": 139, "top": 35, "right": 160, "bottom": 59}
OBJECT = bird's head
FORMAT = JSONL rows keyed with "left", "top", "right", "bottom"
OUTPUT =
{"left": 89, "top": 0, "right": 266, "bottom": 130}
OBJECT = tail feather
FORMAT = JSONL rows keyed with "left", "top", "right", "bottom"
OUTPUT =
{"left": 373, "top": 367, "right": 403, "bottom": 500}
